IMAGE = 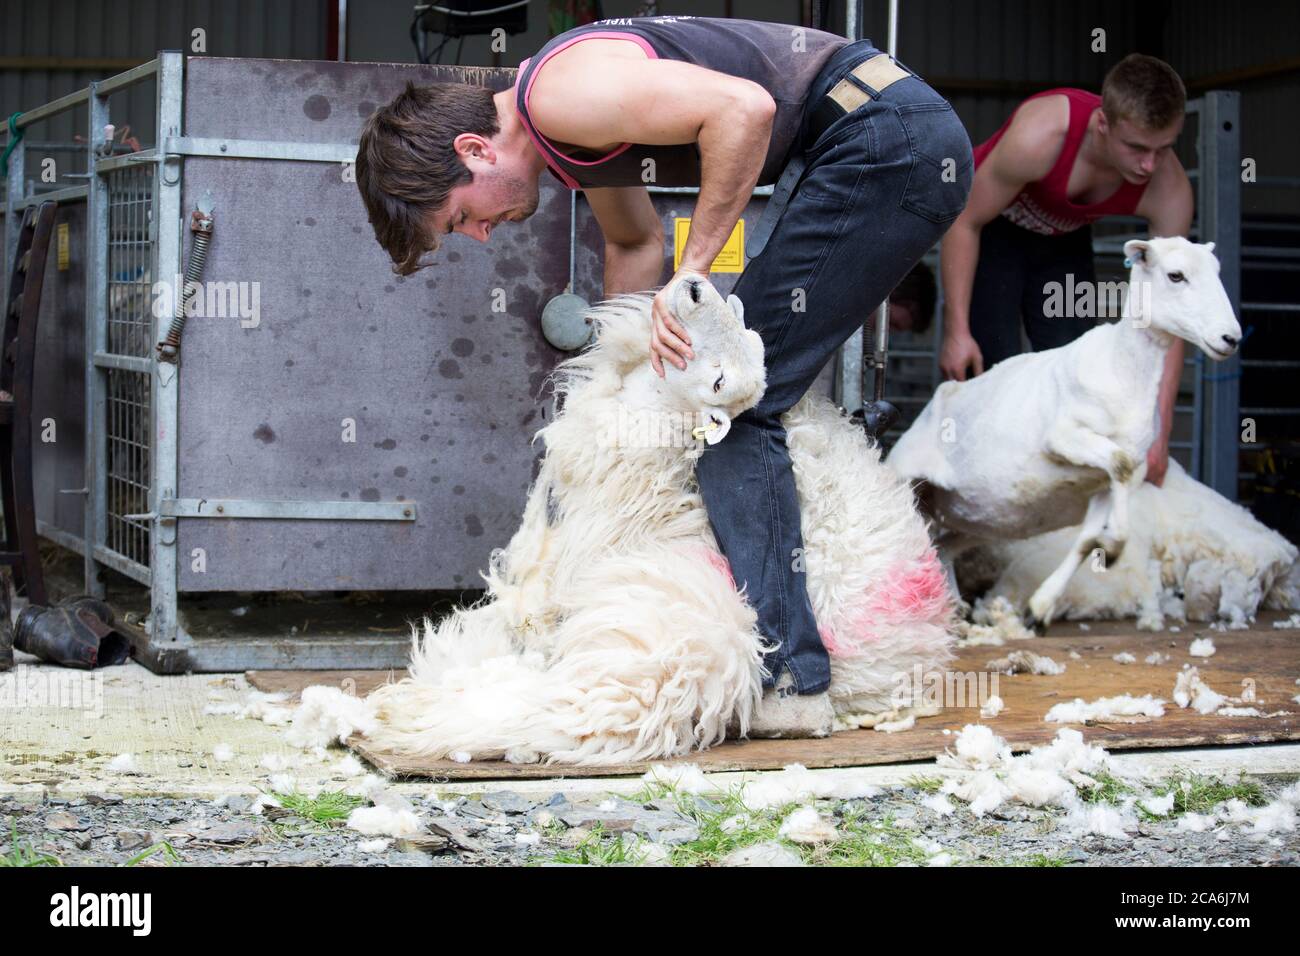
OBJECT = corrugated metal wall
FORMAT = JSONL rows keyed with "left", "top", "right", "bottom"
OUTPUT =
{"left": 1, "top": 0, "right": 327, "bottom": 178}
{"left": 1163, "top": 0, "right": 1300, "bottom": 216}
{"left": 6, "top": 0, "right": 1294, "bottom": 189}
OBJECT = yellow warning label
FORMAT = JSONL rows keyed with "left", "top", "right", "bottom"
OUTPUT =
{"left": 672, "top": 218, "right": 745, "bottom": 274}
{"left": 56, "top": 222, "right": 70, "bottom": 271}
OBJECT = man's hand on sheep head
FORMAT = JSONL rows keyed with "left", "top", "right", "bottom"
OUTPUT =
{"left": 650, "top": 267, "right": 709, "bottom": 378}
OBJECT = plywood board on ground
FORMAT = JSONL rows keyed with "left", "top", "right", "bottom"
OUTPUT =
{"left": 246, "top": 618, "right": 1300, "bottom": 780}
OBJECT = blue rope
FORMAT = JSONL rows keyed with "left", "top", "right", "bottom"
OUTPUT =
{"left": 0, "top": 112, "right": 23, "bottom": 176}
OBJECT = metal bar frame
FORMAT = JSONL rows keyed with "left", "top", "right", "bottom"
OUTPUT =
{"left": 163, "top": 136, "right": 357, "bottom": 163}
{"left": 8, "top": 185, "right": 88, "bottom": 210}
{"left": 835, "top": 0, "right": 869, "bottom": 410}
{"left": 3, "top": 133, "right": 24, "bottom": 290}
{"left": 1197, "top": 91, "right": 1242, "bottom": 499}
{"left": 151, "top": 51, "right": 185, "bottom": 645}
{"left": 155, "top": 499, "right": 418, "bottom": 520}
{"left": 84, "top": 81, "right": 110, "bottom": 595}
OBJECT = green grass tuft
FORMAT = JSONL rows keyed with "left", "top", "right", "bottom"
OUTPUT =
{"left": 271, "top": 789, "right": 366, "bottom": 826}
{"left": 1077, "top": 771, "right": 1137, "bottom": 805}
{"left": 906, "top": 775, "right": 944, "bottom": 794}
{"left": 1148, "top": 772, "right": 1267, "bottom": 817}
{"left": 124, "top": 841, "right": 182, "bottom": 867}
{"left": 0, "top": 822, "right": 62, "bottom": 867}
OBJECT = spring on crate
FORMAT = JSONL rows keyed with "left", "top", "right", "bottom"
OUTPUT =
{"left": 157, "top": 209, "right": 213, "bottom": 362}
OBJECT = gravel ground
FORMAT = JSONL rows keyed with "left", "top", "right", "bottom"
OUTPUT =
{"left": 4, "top": 774, "right": 1297, "bottom": 867}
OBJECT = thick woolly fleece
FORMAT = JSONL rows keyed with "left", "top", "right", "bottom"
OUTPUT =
{"left": 290, "top": 289, "right": 954, "bottom": 765}
{"left": 959, "top": 460, "right": 1298, "bottom": 630}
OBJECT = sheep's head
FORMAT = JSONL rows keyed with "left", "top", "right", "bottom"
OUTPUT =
{"left": 1123, "top": 237, "right": 1242, "bottom": 360}
{"left": 626, "top": 274, "right": 766, "bottom": 446}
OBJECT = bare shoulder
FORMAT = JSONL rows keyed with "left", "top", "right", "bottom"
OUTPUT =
{"left": 526, "top": 38, "right": 652, "bottom": 144}
{"left": 1136, "top": 152, "right": 1194, "bottom": 235}
{"left": 531, "top": 37, "right": 650, "bottom": 89}
{"left": 989, "top": 94, "right": 1071, "bottom": 182}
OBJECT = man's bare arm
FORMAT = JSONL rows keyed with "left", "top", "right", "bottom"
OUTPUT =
{"left": 939, "top": 95, "right": 1068, "bottom": 380}
{"left": 1136, "top": 155, "right": 1195, "bottom": 486}
{"left": 529, "top": 48, "right": 774, "bottom": 375}
{"left": 529, "top": 50, "right": 775, "bottom": 276}
{"left": 585, "top": 186, "right": 666, "bottom": 297}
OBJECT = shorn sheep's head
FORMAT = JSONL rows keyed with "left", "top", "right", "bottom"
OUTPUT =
{"left": 1123, "top": 237, "right": 1242, "bottom": 360}
{"left": 657, "top": 273, "right": 767, "bottom": 445}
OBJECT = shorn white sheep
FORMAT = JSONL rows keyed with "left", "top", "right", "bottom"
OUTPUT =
{"left": 887, "top": 237, "right": 1242, "bottom": 630}
{"left": 344, "top": 277, "right": 954, "bottom": 765}
{"left": 956, "top": 458, "right": 1299, "bottom": 631}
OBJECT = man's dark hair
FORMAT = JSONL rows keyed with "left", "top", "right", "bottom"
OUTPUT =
{"left": 355, "top": 81, "right": 500, "bottom": 275}
{"left": 890, "top": 261, "right": 938, "bottom": 335}
{"left": 1101, "top": 54, "right": 1186, "bottom": 130}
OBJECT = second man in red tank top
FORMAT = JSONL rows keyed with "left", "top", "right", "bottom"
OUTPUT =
{"left": 938, "top": 54, "right": 1192, "bottom": 486}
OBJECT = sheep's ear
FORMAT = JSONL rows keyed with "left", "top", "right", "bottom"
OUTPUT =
{"left": 705, "top": 413, "right": 732, "bottom": 445}
{"left": 1124, "top": 239, "right": 1153, "bottom": 267}
{"left": 727, "top": 294, "right": 746, "bottom": 327}
{"left": 1205, "top": 241, "right": 1216, "bottom": 253}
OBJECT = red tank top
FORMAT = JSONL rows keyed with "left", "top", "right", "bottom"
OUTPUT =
{"left": 973, "top": 88, "right": 1148, "bottom": 236}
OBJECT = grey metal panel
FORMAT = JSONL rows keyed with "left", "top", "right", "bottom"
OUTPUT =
{"left": 32, "top": 201, "right": 89, "bottom": 542}
{"left": 173, "top": 151, "right": 568, "bottom": 590}
{"left": 169, "top": 52, "right": 832, "bottom": 592}
{"left": 173, "top": 59, "right": 574, "bottom": 592}
{"left": 180, "top": 56, "right": 494, "bottom": 145}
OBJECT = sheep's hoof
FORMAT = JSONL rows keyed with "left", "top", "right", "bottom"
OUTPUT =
{"left": 1097, "top": 534, "right": 1126, "bottom": 564}
{"left": 1021, "top": 608, "right": 1049, "bottom": 636}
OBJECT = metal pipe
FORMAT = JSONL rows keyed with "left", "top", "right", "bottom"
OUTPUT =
{"left": 95, "top": 57, "right": 160, "bottom": 97}
{"left": 873, "top": 0, "right": 900, "bottom": 399}
{"left": 13, "top": 87, "right": 91, "bottom": 129}
{"left": 83, "top": 82, "right": 110, "bottom": 597}
{"left": 337, "top": 0, "right": 348, "bottom": 62}
{"left": 150, "top": 51, "right": 185, "bottom": 644}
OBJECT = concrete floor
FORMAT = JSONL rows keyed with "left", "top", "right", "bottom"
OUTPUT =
{"left": 3, "top": 649, "right": 1298, "bottom": 804}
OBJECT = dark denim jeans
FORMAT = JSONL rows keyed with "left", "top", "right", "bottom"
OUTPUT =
{"left": 970, "top": 215, "right": 1097, "bottom": 369}
{"left": 695, "top": 40, "right": 974, "bottom": 693}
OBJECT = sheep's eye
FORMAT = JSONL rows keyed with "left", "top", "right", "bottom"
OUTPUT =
{"left": 1167, "top": 271, "right": 1185, "bottom": 283}
{"left": 713, "top": 373, "right": 725, "bottom": 393}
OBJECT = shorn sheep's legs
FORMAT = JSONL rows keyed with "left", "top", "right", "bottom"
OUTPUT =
{"left": 1026, "top": 490, "right": 1113, "bottom": 630}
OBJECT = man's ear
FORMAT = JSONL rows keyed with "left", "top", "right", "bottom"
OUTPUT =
{"left": 453, "top": 132, "right": 493, "bottom": 164}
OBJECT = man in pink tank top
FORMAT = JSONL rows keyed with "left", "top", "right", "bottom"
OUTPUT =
{"left": 938, "top": 54, "right": 1193, "bottom": 485}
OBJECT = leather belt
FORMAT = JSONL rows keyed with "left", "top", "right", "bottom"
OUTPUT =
{"left": 745, "top": 54, "right": 913, "bottom": 261}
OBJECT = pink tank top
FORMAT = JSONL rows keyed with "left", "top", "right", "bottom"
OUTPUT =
{"left": 973, "top": 88, "right": 1148, "bottom": 236}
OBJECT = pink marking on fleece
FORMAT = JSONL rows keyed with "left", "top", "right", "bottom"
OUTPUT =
{"left": 697, "top": 546, "right": 737, "bottom": 590}
{"left": 820, "top": 549, "right": 954, "bottom": 658}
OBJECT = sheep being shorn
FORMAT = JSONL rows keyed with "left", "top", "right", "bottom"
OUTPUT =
{"left": 888, "top": 237, "right": 1243, "bottom": 630}
{"left": 956, "top": 459, "right": 1299, "bottom": 631}
{"left": 348, "top": 277, "right": 954, "bottom": 765}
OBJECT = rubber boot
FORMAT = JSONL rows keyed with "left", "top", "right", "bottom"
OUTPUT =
{"left": 13, "top": 595, "right": 132, "bottom": 669}
{"left": 728, "top": 671, "right": 834, "bottom": 740}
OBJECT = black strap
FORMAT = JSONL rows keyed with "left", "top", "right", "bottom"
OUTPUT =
{"left": 745, "top": 151, "right": 807, "bottom": 262}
